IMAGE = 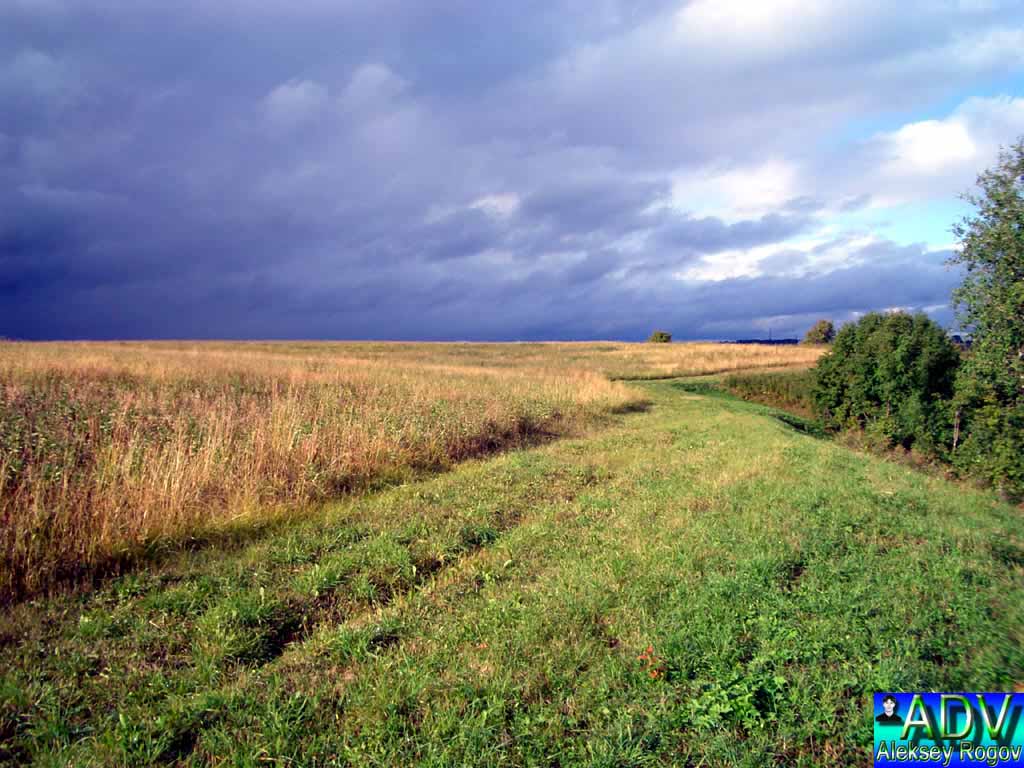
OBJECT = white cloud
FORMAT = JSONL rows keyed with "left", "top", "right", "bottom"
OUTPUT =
{"left": 862, "top": 95, "right": 1024, "bottom": 205}
{"left": 883, "top": 119, "right": 977, "bottom": 175}
{"left": 339, "top": 64, "right": 407, "bottom": 115}
{"left": 676, "top": 231, "right": 882, "bottom": 282}
{"left": 673, "top": 0, "right": 855, "bottom": 55}
{"left": 470, "top": 194, "right": 520, "bottom": 218}
{"left": 949, "top": 26, "right": 1024, "bottom": 71}
{"left": 669, "top": 160, "right": 800, "bottom": 221}
{"left": 676, "top": 243, "right": 776, "bottom": 282}
{"left": 263, "top": 79, "right": 328, "bottom": 131}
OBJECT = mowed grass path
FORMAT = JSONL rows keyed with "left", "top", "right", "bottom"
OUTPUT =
{"left": 2, "top": 381, "right": 1022, "bottom": 766}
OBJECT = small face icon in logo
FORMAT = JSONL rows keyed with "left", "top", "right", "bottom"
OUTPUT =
{"left": 876, "top": 695, "right": 904, "bottom": 725}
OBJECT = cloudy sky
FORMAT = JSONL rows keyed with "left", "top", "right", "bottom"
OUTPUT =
{"left": 3, "top": 0, "right": 1024, "bottom": 340}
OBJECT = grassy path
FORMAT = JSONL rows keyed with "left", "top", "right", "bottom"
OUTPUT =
{"left": 2, "top": 381, "right": 1022, "bottom": 766}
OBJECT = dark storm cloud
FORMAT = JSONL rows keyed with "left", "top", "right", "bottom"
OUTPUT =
{"left": 657, "top": 212, "right": 813, "bottom": 254}
{"left": 562, "top": 250, "right": 622, "bottom": 285}
{"left": 415, "top": 208, "right": 507, "bottom": 263}
{"left": 519, "top": 178, "right": 669, "bottom": 238}
{"left": 1, "top": 1, "right": 1020, "bottom": 340}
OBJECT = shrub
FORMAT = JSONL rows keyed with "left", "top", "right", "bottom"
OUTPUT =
{"left": 812, "top": 312, "right": 960, "bottom": 451}
{"left": 723, "top": 370, "right": 817, "bottom": 417}
{"left": 802, "top": 319, "right": 835, "bottom": 345}
{"left": 950, "top": 397, "right": 1024, "bottom": 500}
{"left": 648, "top": 330, "right": 672, "bottom": 343}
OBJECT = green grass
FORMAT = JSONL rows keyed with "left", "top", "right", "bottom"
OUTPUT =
{"left": 719, "top": 369, "right": 817, "bottom": 418}
{"left": 1, "top": 381, "right": 1021, "bottom": 766}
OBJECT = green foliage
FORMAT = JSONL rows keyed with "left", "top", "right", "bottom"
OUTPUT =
{"left": 722, "top": 370, "right": 817, "bottom": 417}
{"left": 1, "top": 381, "right": 1021, "bottom": 765}
{"left": 647, "top": 330, "right": 672, "bottom": 343}
{"left": 812, "top": 312, "right": 961, "bottom": 451}
{"left": 802, "top": 319, "right": 835, "bottom": 345}
{"left": 951, "top": 399, "right": 1024, "bottom": 499}
{"left": 949, "top": 138, "right": 1024, "bottom": 498}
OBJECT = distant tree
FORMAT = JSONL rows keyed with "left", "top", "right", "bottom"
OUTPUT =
{"left": 648, "top": 330, "right": 672, "bottom": 343}
{"left": 802, "top": 319, "right": 835, "bottom": 345}
{"left": 812, "top": 312, "right": 960, "bottom": 451}
{"left": 948, "top": 137, "right": 1024, "bottom": 498}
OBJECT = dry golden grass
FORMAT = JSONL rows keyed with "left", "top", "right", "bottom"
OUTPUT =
{"left": 0, "top": 340, "right": 819, "bottom": 601}
{"left": 563, "top": 341, "right": 823, "bottom": 379}
{"left": 113, "top": 340, "right": 822, "bottom": 379}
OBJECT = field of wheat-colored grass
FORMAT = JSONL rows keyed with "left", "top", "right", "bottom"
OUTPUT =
{"left": 0, "top": 341, "right": 820, "bottom": 601}
{"left": 113, "top": 340, "right": 823, "bottom": 379}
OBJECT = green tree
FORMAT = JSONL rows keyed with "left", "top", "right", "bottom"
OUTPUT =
{"left": 802, "top": 319, "right": 835, "bottom": 345}
{"left": 949, "top": 137, "right": 1024, "bottom": 498}
{"left": 648, "top": 330, "right": 672, "bottom": 343}
{"left": 812, "top": 312, "right": 960, "bottom": 451}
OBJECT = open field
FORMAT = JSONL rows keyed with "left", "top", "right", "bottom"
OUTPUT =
{"left": 0, "top": 341, "right": 821, "bottom": 603}
{"left": 0, "top": 342, "right": 629, "bottom": 602}
{"left": 1, "top": 377, "right": 1021, "bottom": 766}
{"left": 5, "top": 341, "right": 1019, "bottom": 766}
{"left": 195, "top": 341, "right": 824, "bottom": 380}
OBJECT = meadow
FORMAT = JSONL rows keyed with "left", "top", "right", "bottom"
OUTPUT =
{"left": 2, "top": 341, "right": 1021, "bottom": 767}
{"left": 0, "top": 341, "right": 819, "bottom": 602}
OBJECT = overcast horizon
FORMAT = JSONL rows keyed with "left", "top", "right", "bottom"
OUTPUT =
{"left": 3, "top": 1, "right": 1024, "bottom": 341}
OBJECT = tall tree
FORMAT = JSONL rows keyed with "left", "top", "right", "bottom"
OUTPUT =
{"left": 949, "top": 137, "right": 1024, "bottom": 498}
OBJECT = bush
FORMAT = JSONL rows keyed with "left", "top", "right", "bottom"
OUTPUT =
{"left": 812, "top": 312, "right": 960, "bottom": 452}
{"left": 951, "top": 398, "right": 1024, "bottom": 500}
{"left": 722, "top": 370, "right": 817, "bottom": 417}
{"left": 648, "top": 330, "right": 672, "bottom": 343}
{"left": 802, "top": 319, "right": 835, "bottom": 345}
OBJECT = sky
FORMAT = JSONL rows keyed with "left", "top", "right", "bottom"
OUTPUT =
{"left": 2, "top": 0, "right": 1024, "bottom": 341}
